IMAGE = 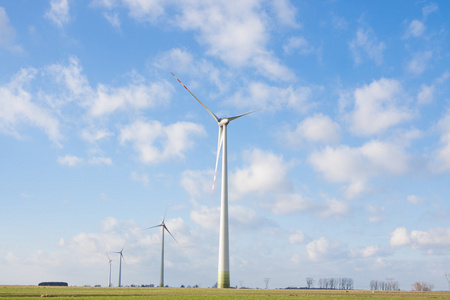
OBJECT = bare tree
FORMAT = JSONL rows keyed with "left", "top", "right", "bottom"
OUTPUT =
{"left": 413, "top": 281, "right": 434, "bottom": 291}
{"left": 306, "top": 277, "right": 314, "bottom": 289}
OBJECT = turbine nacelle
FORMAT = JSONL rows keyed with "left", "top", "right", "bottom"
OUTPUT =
{"left": 218, "top": 118, "right": 229, "bottom": 126}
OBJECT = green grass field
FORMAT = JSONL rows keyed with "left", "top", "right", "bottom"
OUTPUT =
{"left": 1, "top": 286, "right": 450, "bottom": 299}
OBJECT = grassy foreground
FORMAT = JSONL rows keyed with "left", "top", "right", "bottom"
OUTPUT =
{"left": 1, "top": 286, "right": 450, "bottom": 299}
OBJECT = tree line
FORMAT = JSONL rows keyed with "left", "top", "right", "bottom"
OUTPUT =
{"left": 306, "top": 277, "right": 354, "bottom": 290}
{"left": 369, "top": 280, "right": 399, "bottom": 291}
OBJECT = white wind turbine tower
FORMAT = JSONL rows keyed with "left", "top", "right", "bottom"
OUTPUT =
{"left": 144, "top": 200, "right": 178, "bottom": 287}
{"left": 113, "top": 248, "right": 125, "bottom": 287}
{"left": 107, "top": 253, "right": 113, "bottom": 287}
{"left": 172, "top": 72, "right": 267, "bottom": 288}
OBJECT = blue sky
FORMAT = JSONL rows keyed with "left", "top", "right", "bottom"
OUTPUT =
{"left": 1, "top": 0, "right": 450, "bottom": 290}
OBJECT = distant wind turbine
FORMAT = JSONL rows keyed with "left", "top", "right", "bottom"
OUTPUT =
{"left": 171, "top": 72, "right": 267, "bottom": 288}
{"left": 107, "top": 253, "right": 113, "bottom": 287}
{"left": 113, "top": 248, "right": 125, "bottom": 287}
{"left": 144, "top": 200, "right": 178, "bottom": 287}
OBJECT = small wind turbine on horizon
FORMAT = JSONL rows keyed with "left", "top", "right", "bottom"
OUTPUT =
{"left": 144, "top": 200, "right": 178, "bottom": 288}
{"left": 113, "top": 248, "right": 125, "bottom": 287}
{"left": 107, "top": 253, "right": 113, "bottom": 287}
{"left": 171, "top": 72, "right": 267, "bottom": 288}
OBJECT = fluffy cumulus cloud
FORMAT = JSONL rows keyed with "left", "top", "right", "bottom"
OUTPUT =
{"left": 349, "top": 27, "right": 386, "bottom": 65}
{"left": 349, "top": 78, "right": 412, "bottom": 136}
{"left": 284, "top": 114, "right": 341, "bottom": 146}
{"left": 47, "top": 57, "right": 172, "bottom": 117}
{"left": 309, "top": 140, "right": 410, "bottom": 198}
{"left": 90, "top": 81, "right": 172, "bottom": 117}
{"left": 93, "top": 1, "right": 297, "bottom": 81}
{"left": 175, "top": 2, "right": 265, "bottom": 65}
{"left": 306, "top": 237, "right": 342, "bottom": 261}
{"left": 119, "top": 120, "right": 206, "bottom": 164}
{"left": 45, "top": 0, "right": 70, "bottom": 27}
{"left": 230, "top": 149, "right": 291, "bottom": 198}
{"left": 390, "top": 227, "right": 450, "bottom": 251}
{"left": 0, "top": 68, "right": 62, "bottom": 144}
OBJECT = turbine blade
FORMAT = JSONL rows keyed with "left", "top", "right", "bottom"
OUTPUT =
{"left": 164, "top": 225, "right": 179, "bottom": 246}
{"left": 143, "top": 224, "right": 162, "bottom": 230}
{"left": 162, "top": 200, "right": 171, "bottom": 222}
{"left": 227, "top": 106, "right": 271, "bottom": 122}
{"left": 212, "top": 126, "right": 224, "bottom": 194}
{"left": 171, "top": 72, "right": 219, "bottom": 123}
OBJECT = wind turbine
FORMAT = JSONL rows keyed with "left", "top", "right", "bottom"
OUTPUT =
{"left": 144, "top": 200, "right": 178, "bottom": 287}
{"left": 107, "top": 253, "right": 113, "bottom": 287}
{"left": 171, "top": 72, "right": 266, "bottom": 288}
{"left": 113, "top": 248, "right": 125, "bottom": 287}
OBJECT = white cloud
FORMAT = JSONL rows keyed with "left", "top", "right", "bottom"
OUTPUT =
{"left": 47, "top": 57, "right": 172, "bottom": 116}
{"left": 46, "top": 57, "right": 92, "bottom": 102}
{"left": 81, "top": 128, "right": 114, "bottom": 143}
{"left": 0, "top": 68, "right": 62, "bottom": 144}
{"left": 417, "top": 84, "right": 434, "bottom": 104}
{"left": 408, "top": 51, "right": 433, "bottom": 75}
{"left": 422, "top": 3, "right": 438, "bottom": 19}
{"left": 407, "top": 195, "right": 424, "bottom": 205}
{"left": 390, "top": 227, "right": 450, "bottom": 250}
{"left": 0, "top": 7, "right": 23, "bottom": 53}
{"left": 174, "top": 1, "right": 294, "bottom": 81}
{"left": 284, "top": 114, "right": 341, "bottom": 146}
{"left": 131, "top": 171, "right": 149, "bottom": 186}
{"left": 90, "top": 81, "right": 172, "bottom": 116}
{"left": 103, "top": 11, "right": 121, "bottom": 28}
{"left": 58, "top": 155, "right": 83, "bottom": 167}
{"left": 190, "top": 204, "right": 219, "bottom": 231}
{"left": 119, "top": 120, "right": 206, "bottom": 164}
{"left": 405, "top": 20, "right": 425, "bottom": 38}
{"left": 228, "top": 82, "right": 313, "bottom": 112}
{"left": 306, "top": 237, "right": 341, "bottom": 261}
{"left": 88, "top": 156, "right": 112, "bottom": 165}
{"left": 181, "top": 169, "right": 213, "bottom": 199}
{"left": 318, "top": 198, "right": 349, "bottom": 218}
{"left": 122, "top": 0, "right": 165, "bottom": 23}
{"left": 349, "top": 28, "right": 386, "bottom": 65}
{"left": 271, "top": 0, "right": 299, "bottom": 28}
{"left": 269, "top": 193, "right": 312, "bottom": 216}
{"left": 154, "top": 48, "right": 194, "bottom": 74}
{"left": 45, "top": 0, "right": 70, "bottom": 27}
{"left": 431, "top": 110, "right": 450, "bottom": 172}
{"left": 309, "top": 140, "right": 410, "bottom": 198}
{"left": 349, "top": 78, "right": 412, "bottom": 136}
{"left": 349, "top": 245, "right": 379, "bottom": 258}
{"left": 231, "top": 149, "right": 291, "bottom": 198}
{"left": 229, "top": 205, "right": 265, "bottom": 230}
{"left": 176, "top": 1, "right": 266, "bottom": 67}
{"left": 288, "top": 229, "right": 305, "bottom": 244}
{"left": 283, "top": 36, "right": 314, "bottom": 55}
